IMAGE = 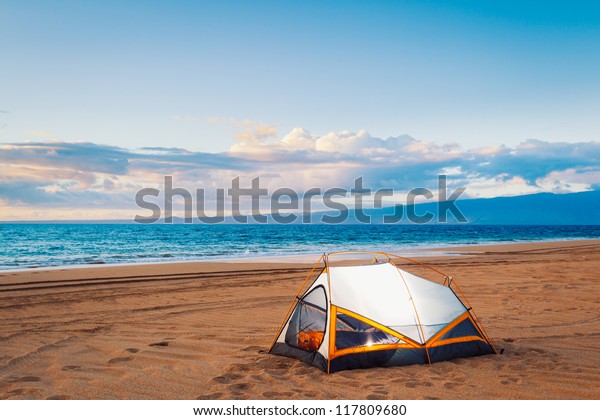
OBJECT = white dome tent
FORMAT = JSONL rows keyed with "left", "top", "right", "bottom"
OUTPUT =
{"left": 268, "top": 251, "right": 497, "bottom": 373}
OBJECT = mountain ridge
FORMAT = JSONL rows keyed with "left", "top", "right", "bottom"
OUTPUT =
{"left": 2, "top": 190, "right": 599, "bottom": 225}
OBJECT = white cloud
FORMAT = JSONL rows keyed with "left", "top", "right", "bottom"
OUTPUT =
{"left": 315, "top": 130, "right": 372, "bottom": 154}
{"left": 210, "top": 118, "right": 279, "bottom": 151}
{"left": 463, "top": 175, "right": 541, "bottom": 198}
{"left": 280, "top": 128, "right": 317, "bottom": 150}
{"left": 536, "top": 168, "right": 600, "bottom": 193}
{"left": 1, "top": 131, "right": 599, "bottom": 219}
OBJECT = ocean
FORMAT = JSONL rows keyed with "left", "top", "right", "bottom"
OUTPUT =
{"left": 1, "top": 224, "right": 599, "bottom": 271}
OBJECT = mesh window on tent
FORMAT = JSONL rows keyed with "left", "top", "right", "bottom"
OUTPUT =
{"left": 335, "top": 312, "right": 403, "bottom": 350}
{"left": 284, "top": 286, "right": 327, "bottom": 352}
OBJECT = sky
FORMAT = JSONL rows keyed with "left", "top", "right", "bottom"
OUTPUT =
{"left": 0, "top": 1, "right": 599, "bottom": 220}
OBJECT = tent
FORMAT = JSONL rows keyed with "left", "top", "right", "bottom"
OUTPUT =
{"left": 268, "top": 252, "right": 497, "bottom": 373}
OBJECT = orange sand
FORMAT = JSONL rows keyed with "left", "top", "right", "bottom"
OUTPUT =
{"left": 1, "top": 240, "right": 599, "bottom": 400}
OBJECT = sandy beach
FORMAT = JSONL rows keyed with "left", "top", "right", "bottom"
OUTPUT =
{"left": 1, "top": 239, "right": 599, "bottom": 400}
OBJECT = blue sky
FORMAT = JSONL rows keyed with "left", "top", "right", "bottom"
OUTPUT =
{"left": 0, "top": 1, "right": 599, "bottom": 219}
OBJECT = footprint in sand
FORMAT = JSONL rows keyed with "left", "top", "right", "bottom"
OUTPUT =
{"left": 149, "top": 341, "right": 169, "bottom": 347}
{"left": 443, "top": 381, "right": 462, "bottom": 389}
{"left": 367, "top": 394, "right": 388, "bottom": 400}
{"left": 8, "top": 388, "right": 28, "bottom": 396}
{"left": 227, "top": 382, "right": 252, "bottom": 393}
{"left": 229, "top": 363, "right": 253, "bottom": 373}
{"left": 290, "top": 368, "right": 309, "bottom": 377}
{"left": 9, "top": 376, "right": 40, "bottom": 383}
{"left": 212, "top": 373, "right": 243, "bottom": 384}
{"left": 263, "top": 391, "right": 294, "bottom": 398}
{"left": 344, "top": 381, "right": 361, "bottom": 388}
{"left": 108, "top": 356, "right": 131, "bottom": 364}
{"left": 196, "top": 392, "right": 224, "bottom": 400}
{"left": 500, "top": 377, "right": 522, "bottom": 385}
{"left": 46, "top": 395, "right": 71, "bottom": 400}
{"left": 371, "top": 389, "right": 389, "bottom": 395}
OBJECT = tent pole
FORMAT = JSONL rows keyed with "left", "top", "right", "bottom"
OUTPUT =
{"left": 325, "top": 253, "right": 333, "bottom": 374}
{"left": 388, "top": 256, "right": 432, "bottom": 364}
{"left": 449, "top": 280, "right": 499, "bottom": 354}
{"left": 267, "top": 255, "right": 325, "bottom": 353}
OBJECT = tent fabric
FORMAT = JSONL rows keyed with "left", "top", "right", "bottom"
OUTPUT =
{"left": 328, "top": 264, "right": 467, "bottom": 343}
{"left": 269, "top": 254, "right": 496, "bottom": 373}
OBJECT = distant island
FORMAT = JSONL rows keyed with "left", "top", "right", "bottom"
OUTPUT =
{"left": 3, "top": 190, "right": 599, "bottom": 225}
